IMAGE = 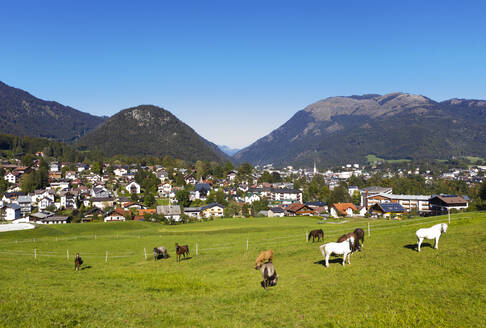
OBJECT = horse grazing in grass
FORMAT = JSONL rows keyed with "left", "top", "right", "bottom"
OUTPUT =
{"left": 260, "top": 262, "right": 278, "bottom": 289}
{"left": 254, "top": 250, "right": 274, "bottom": 269}
{"left": 175, "top": 243, "right": 190, "bottom": 262}
{"left": 74, "top": 253, "right": 83, "bottom": 271}
{"left": 320, "top": 237, "right": 355, "bottom": 267}
{"left": 153, "top": 246, "right": 168, "bottom": 260}
{"left": 416, "top": 223, "right": 448, "bottom": 252}
{"left": 308, "top": 229, "right": 324, "bottom": 243}
{"left": 353, "top": 228, "right": 365, "bottom": 250}
{"left": 337, "top": 232, "right": 359, "bottom": 252}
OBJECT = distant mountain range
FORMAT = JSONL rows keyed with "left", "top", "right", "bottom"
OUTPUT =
{"left": 234, "top": 93, "right": 486, "bottom": 167}
{"left": 217, "top": 145, "right": 241, "bottom": 156}
{"left": 0, "top": 81, "right": 106, "bottom": 141}
{"left": 2, "top": 81, "right": 486, "bottom": 167}
{"left": 76, "top": 105, "right": 230, "bottom": 163}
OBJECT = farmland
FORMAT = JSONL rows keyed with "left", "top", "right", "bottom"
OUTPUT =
{"left": 0, "top": 213, "right": 485, "bottom": 327}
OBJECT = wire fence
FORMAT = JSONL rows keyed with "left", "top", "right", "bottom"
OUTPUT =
{"left": 0, "top": 214, "right": 474, "bottom": 261}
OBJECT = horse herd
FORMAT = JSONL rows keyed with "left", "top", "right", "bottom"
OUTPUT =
{"left": 73, "top": 223, "right": 449, "bottom": 289}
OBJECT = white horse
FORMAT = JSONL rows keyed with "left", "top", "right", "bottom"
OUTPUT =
{"left": 319, "top": 236, "right": 354, "bottom": 267}
{"left": 416, "top": 223, "right": 448, "bottom": 252}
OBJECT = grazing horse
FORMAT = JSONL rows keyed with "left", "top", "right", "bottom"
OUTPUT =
{"left": 308, "top": 229, "right": 324, "bottom": 243}
{"left": 416, "top": 223, "right": 448, "bottom": 252}
{"left": 320, "top": 237, "right": 354, "bottom": 267}
{"left": 74, "top": 253, "right": 83, "bottom": 271}
{"left": 353, "top": 228, "right": 365, "bottom": 250}
{"left": 337, "top": 232, "right": 359, "bottom": 252}
{"left": 175, "top": 243, "right": 190, "bottom": 262}
{"left": 153, "top": 246, "right": 168, "bottom": 260}
{"left": 260, "top": 262, "right": 278, "bottom": 289}
{"left": 254, "top": 250, "right": 274, "bottom": 269}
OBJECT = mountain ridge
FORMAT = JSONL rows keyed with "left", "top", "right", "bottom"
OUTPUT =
{"left": 233, "top": 92, "right": 486, "bottom": 167}
{"left": 0, "top": 80, "right": 106, "bottom": 141}
{"left": 76, "top": 105, "right": 231, "bottom": 163}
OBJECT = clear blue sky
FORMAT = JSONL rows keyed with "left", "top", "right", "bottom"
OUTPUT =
{"left": 1, "top": 1, "right": 485, "bottom": 148}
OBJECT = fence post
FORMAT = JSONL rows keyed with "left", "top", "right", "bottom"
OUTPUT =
{"left": 306, "top": 230, "right": 308, "bottom": 242}
{"left": 67, "top": 249, "right": 69, "bottom": 260}
{"left": 196, "top": 242, "right": 198, "bottom": 256}
{"left": 34, "top": 248, "right": 37, "bottom": 259}
{"left": 105, "top": 251, "right": 108, "bottom": 263}
{"left": 368, "top": 222, "right": 370, "bottom": 237}
{"left": 246, "top": 238, "right": 249, "bottom": 251}
{"left": 144, "top": 248, "right": 147, "bottom": 260}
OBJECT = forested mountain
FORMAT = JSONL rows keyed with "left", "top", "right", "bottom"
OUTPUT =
{"left": 76, "top": 105, "right": 230, "bottom": 163}
{"left": 233, "top": 93, "right": 486, "bottom": 167}
{"left": 0, "top": 81, "right": 106, "bottom": 141}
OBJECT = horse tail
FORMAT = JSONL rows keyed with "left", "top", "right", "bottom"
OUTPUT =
{"left": 308, "top": 231, "right": 313, "bottom": 241}
{"left": 319, "top": 244, "right": 326, "bottom": 258}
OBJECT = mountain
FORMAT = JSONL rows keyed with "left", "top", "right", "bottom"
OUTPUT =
{"left": 218, "top": 145, "right": 241, "bottom": 156}
{"left": 0, "top": 81, "right": 106, "bottom": 141}
{"left": 233, "top": 92, "right": 486, "bottom": 167}
{"left": 76, "top": 105, "right": 231, "bottom": 163}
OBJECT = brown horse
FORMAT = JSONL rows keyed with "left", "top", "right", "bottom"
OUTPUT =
{"left": 308, "top": 229, "right": 324, "bottom": 242}
{"left": 74, "top": 253, "right": 83, "bottom": 271}
{"left": 254, "top": 250, "right": 274, "bottom": 269}
{"left": 337, "top": 232, "right": 359, "bottom": 252}
{"left": 353, "top": 228, "right": 365, "bottom": 250}
{"left": 175, "top": 243, "right": 190, "bottom": 262}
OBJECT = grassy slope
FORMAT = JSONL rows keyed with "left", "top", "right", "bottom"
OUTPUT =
{"left": 0, "top": 213, "right": 485, "bottom": 327}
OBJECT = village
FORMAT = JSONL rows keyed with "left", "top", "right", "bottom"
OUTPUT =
{"left": 0, "top": 154, "right": 479, "bottom": 227}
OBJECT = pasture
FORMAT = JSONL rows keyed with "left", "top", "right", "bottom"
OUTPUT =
{"left": 0, "top": 213, "right": 485, "bottom": 327}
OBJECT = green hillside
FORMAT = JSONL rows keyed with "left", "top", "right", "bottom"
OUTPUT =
{"left": 0, "top": 213, "right": 484, "bottom": 327}
{"left": 76, "top": 105, "right": 230, "bottom": 163}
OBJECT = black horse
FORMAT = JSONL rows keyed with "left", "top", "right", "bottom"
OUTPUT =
{"left": 308, "top": 229, "right": 324, "bottom": 243}
{"left": 74, "top": 253, "right": 83, "bottom": 271}
{"left": 353, "top": 228, "right": 365, "bottom": 250}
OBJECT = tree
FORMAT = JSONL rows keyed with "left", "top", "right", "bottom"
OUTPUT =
{"left": 143, "top": 193, "right": 156, "bottom": 207}
{"left": 237, "top": 162, "right": 253, "bottom": 180}
{"left": 176, "top": 189, "right": 191, "bottom": 207}
{"left": 480, "top": 180, "right": 486, "bottom": 202}
{"left": 91, "top": 161, "right": 102, "bottom": 175}
{"left": 351, "top": 190, "right": 361, "bottom": 206}
{"left": 258, "top": 171, "right": 273, "bottom": 183}
{"left": 21, "top": 154, "right": 36, "bottom": 167}
{"left": 328, "top": 184, "right": 352, "bottom": 205}
{"left": 242, "top": 203, "right": 250, "bottom": 218}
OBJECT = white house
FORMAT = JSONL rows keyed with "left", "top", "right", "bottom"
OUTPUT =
{"left": 268, "top": 207, "right": 285, "bottom": 217}
{"left": 244, "top": 193, "right": 261, "bottom": 204}
{"left": 5, "top": 203, "right": 21, "bottom": 220}
{"left": 157, "top": 205, "right": 181, "bottom": 221}
{"left": 114, "top": 168, "right": 128, "bottom": 177}
{"left": 4, "top": 172, "right": 17, "bottom": 184}
{"left": 38, "top": 197, "right": 54, "bottom": 210}
{"left": 126, "top": 181, "right": 141, "bottom": 194}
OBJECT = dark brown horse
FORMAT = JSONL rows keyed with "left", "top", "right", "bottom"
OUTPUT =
{"left": 175, "top": 243, "right": 190, "bottom": 262}
{"left": 337, "top": 232, "right": 359, "bottom": 252}
{"left": 74, "top": 253, "right": 83, "bottom": 271}
{"left": 353, "top": 228, "right": 365, "bottom": 250}
{"left": 308, "top": 229, "right": 324, "bottom": 242}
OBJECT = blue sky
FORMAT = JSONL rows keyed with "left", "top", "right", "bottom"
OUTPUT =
{"left": 1, "top": 1, "right": 485, "bottom": 148}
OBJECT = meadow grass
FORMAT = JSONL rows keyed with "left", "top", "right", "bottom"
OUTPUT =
{"left": 0, "top": 212, "right": 485, "bottom": 327}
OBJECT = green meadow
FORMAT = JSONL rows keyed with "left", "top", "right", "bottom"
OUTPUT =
{"left": 0, "top": 213, "right": 485, "bottom": 327}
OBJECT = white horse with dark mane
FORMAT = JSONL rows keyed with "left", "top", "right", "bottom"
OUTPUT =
{"left": 416, "top": 223, "right": 448, "bottom": 252}
{"left": 319, "top": 236, "right": 354, "bottom": 267}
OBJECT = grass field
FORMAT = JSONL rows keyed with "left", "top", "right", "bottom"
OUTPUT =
{"left": 366, "top": 154, "right": 411, "bottom": 164}
{"left": 0, "top": 213, "right": 485, "bottom": 327}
